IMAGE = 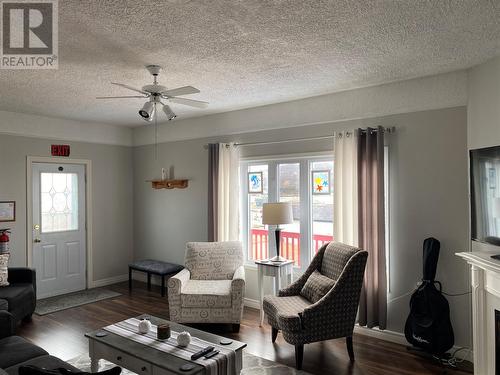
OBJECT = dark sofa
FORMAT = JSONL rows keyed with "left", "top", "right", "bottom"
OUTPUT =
{"left": 0, "top": 278, "right": 79, "bottom": 375}
{"left": 0, "top": 335, "right": 79, "bottom": 375}
{"left": 0, "top": 268, "right": 37, "bottom": 338}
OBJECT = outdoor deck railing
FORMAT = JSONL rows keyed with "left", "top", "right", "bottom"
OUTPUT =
{"left": 250, "top": 228, "right": 333, "bottom": 266}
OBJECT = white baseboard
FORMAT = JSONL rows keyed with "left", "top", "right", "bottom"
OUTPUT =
{"left": 354, "top": 325, "right": 407, "bottom": 345}
{"left": 91, "top": 274, "right": 128, "bottom": 288}
{"left": 354, "top": 325, "right": 473, "bottom": 362}
{"left": 244, "top": 297, "right": 260, "bottom": 309}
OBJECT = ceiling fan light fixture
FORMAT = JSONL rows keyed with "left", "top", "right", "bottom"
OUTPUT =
{"left": 139, "top": 101, "right": 155, "bottom": 120}
{"left": 163, "top": 104, "right": 177, "bottom": 121}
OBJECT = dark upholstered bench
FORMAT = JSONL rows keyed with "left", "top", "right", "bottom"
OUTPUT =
{"left": 128, "top": 260, "right": 183, "bottom": 297}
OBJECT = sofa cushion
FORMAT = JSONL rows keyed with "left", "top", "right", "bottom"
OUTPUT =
{"left": 0, "top": 298, "right": 8, "bottom": 310}
{"left": 181, "top": 280, "right": 232, "bottom": 308}
{"left": 0, "top": 254, "right": 9, "bottom": 287}
{"left": 0, "top": 336, "right": 48, "bottom": 369}
{"left": 0, "top": 284, "right": 35, "bottom": 312}
{"left": 300, "top": 270, "right": 335, "bottom": 303}
{"left": 263, "top": 295, "right": 311, "bottom": 332}
{"left": 5, "top": 355, "right": 81, "bottom": 375}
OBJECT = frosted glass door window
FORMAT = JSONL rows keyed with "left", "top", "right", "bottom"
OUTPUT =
{"left": 40, "top": 173, "right": 79, "bottom": 233}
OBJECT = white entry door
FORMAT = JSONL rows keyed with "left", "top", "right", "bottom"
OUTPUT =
{"left": 32, "top": 163, "right": 86, "bottom": 299}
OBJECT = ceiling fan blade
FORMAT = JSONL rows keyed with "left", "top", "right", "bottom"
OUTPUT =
{"left": 162, "top": 86, "right": 200, "bottom": 97}
{"left": 168, "top": 97, "right": 209, "bottom": 108}
{"left": 96, "top": 95, "right": 147, "bottom": 99}
{"left": 111, "top": 82, "right": 149, "bottom": 95}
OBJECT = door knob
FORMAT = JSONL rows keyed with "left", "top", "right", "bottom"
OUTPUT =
{"left": 34, "top": 239, "right": 41, "bottom": 243}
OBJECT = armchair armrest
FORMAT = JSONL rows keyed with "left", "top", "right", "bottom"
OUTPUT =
{"left": 231, "top": 265, "right": 245, "bottom": 323}
{"left": 231, "top": 266, "right": 245, "bottom": 292}
{"left": 168, "top": 268, "right": 190, "bottom": 295}
{"left": 167, "top": 268, "right": 190, "bottom": 322}
{"left": 0, "top": 310, "right": 15, "bottom": 339}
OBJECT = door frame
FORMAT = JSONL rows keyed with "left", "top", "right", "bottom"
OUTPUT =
{"left": 26, "top": 156, "right": 94, "bottom": 289}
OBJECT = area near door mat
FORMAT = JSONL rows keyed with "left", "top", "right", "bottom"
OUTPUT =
{"left": 35, "top": 289, "right": 121, "bottom": 315}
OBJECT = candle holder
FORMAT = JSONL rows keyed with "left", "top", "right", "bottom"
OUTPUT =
{"left": 157, "top": 324, "right": 171, "bottom": 340}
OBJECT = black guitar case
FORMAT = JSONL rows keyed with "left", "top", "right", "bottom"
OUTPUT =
{"left": 404, "top": 237, "right": 454, "bottom": 355}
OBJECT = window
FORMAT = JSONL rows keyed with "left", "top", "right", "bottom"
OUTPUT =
{"left": 40, "top": 172, "right": 79, "bottom": 233}
{"left": 240, "top": 156, "right": 334, "bottom": 269}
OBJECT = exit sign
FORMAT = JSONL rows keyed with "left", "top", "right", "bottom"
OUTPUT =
{"left": 51, "top": 145, "right": 70, "bottom": 157}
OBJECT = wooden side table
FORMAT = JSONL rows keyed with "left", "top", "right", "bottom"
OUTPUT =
{"left": 255, "top": 259, "right": 294, "bottom": 326}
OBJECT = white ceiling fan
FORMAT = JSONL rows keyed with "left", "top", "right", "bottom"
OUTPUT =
{"left": 96, "top": 65, "right": 208, "bottom": 122}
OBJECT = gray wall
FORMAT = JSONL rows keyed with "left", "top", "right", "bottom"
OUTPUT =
{"left": 468, "top": 55, "right": 500, "bottom": 150}
{"left": 0, "top": 134, "right": 134, "bottom": 282}
{"left": 467, "top": 57, "right": 500, "bottom": 250}
{"left": 133, "top": 106, "right": 470, "bottom": 347}
{"left": 385, "top": 107, "right": 470, "bottom": 347}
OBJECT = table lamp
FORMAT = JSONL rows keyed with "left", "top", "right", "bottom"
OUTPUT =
{"left": 262, "top": 202, "right": 294, "bottom": 262}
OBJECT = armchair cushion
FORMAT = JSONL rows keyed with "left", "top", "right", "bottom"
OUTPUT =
{"left": 263, "top": 295, "right": 311, "bottom": 332}
{"left": 185, "top": 241, "right": 243, "bottom": 280}
{"left": 300, "top": 270, "right": 335, "bottom": 303}
{"left": 181, "top": 280, "right": 232, "bottom": 308}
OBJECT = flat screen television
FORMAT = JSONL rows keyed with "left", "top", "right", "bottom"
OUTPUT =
{"left": 471, "top": 146, "right": 500, "bottom": 246}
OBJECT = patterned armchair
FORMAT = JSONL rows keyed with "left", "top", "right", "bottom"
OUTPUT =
{"left": 167, "top": 241, "right": 245, "bottom": 332}
{"left": 263, "top": 242, "right": 368, "bottom": 369}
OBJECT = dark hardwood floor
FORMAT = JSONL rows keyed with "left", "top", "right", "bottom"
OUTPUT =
{"left": 17, "top": 281, "right": 472, "bottom": 375}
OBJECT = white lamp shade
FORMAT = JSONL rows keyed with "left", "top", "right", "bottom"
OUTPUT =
{"left": 262, "top": 202, "right": 293, "bottom": 225}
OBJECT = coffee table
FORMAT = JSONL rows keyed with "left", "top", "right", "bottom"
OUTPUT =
{"left": 85, "top": 315, "right": 246, "bottom": 375}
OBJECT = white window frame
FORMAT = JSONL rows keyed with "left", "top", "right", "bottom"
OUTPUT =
{"left": 240, "top": 152, "right": 333, "bottom": 271}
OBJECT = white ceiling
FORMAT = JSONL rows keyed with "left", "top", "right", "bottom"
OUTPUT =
{"left": 1, "top": 0, "right": 499, "bottom": 127}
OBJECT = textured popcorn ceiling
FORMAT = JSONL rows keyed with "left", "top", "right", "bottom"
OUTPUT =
{"left": 1, "top": 0, "right": 499, "bottom": 127}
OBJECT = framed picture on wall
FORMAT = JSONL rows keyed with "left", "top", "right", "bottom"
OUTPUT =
{"left": 312, "top": 170, "right": 331, "bottom": 195}
{"left": 248, "top": 172, "right": 263, "bottom": 194}
{"left": 0, "top": 201, "right": 15, "bottom": 222}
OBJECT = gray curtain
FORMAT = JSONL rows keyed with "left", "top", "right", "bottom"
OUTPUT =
{"left": 208, "top": 143, "right": 219, "bottom": 241}
{"left": 357, "top": 126, "right": 387, "bottom": 329}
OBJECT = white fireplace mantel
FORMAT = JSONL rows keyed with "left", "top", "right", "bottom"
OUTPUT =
{"left": 457, "top": 250, "right": 500, "bottom": 374}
